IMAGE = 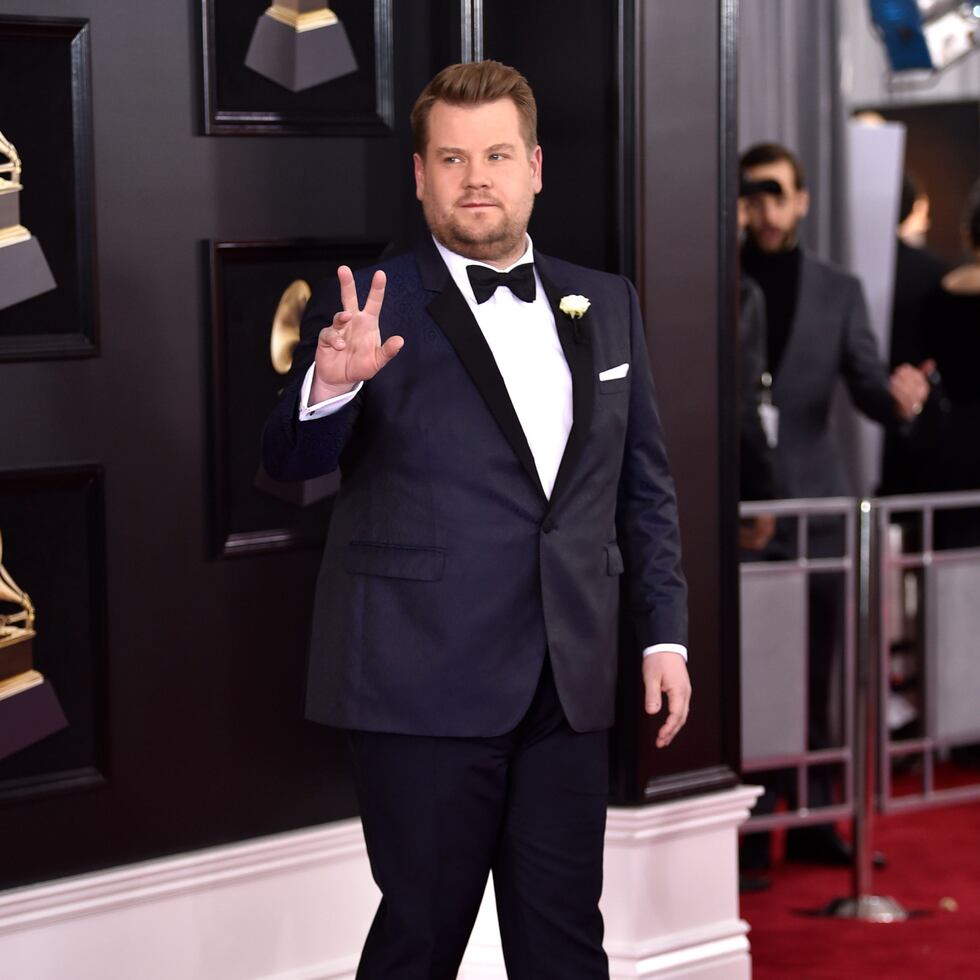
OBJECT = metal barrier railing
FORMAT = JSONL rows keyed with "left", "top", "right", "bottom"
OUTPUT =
{"left": 738, "top": 492, "right": 980, "bottom": 829}
{"left": 738, "top": 497, "right": 857, "bottom": 831}
{"left": 874, "top": 490, "right": 980, "bottom": 813}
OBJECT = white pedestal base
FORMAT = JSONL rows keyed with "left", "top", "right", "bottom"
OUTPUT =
{"left": 0, "top": 235, "right": 56, "bottom": 311}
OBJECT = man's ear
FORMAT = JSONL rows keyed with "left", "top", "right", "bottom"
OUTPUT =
{"left": 413, "top": 152, "right": 425, "bottom": 201}
{"left": 796, "top": 188, "right": 811, "bottom": 220}
{"left": 531, "top": 145, "right": 543, "bottom": 194}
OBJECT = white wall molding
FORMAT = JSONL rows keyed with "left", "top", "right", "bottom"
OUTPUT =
{"left": 0, "top": 787, "right": 761, "bottom": 979}
{"left": 605, "top": 785, "right": 762, "bottom": 846}
{"left": 0, "top": 819, "right": 378, "bottom": 980}
{"left": 0, "top": 819, "right": 369, "bottom": 938}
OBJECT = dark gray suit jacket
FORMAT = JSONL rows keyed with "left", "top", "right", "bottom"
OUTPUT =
{"left": 739, "top": 276, "right": 776, "bottom": 501}
{"left": 262, "top": 238, "right": 687, "bottom": 737}
{"left": 771, "top": 253, "right": 896, "bottom": 502}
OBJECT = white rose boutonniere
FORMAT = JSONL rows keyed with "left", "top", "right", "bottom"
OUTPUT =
{"left": 559, "top": 294, "right": 591, "bottom": 319}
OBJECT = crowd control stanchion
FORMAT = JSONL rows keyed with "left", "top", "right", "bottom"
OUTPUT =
{"left": 877, "top": 490, "right": 980, "bottom": 813}
{"left": 825, "top": 499, "right": 907, "bottom": 922}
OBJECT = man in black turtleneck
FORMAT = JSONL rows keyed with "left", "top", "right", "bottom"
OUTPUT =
{"left": 742, "top": 229, "right": 799, "bottom": 386}
{"left": 737, "top": 143, "right": 928, "bottom": 869}
{"left": 739, "top": 142, "right": 927, "bottom": 500}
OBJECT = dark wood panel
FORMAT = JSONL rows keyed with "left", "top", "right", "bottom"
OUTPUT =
{"left": 610, "top": 0, "right": 741, "bottom": 804}
{"left": 481, "top": 0, "right": 628, "bottom": 273}
{"left": 0, "top": 465, "right": 107, "bottom": 803}
{"left": 0, "top": 17, "right": 97, "bottom": 360}
{"left": 201, "top": 0, "right": 394, "bottom": 135}
{"left": 0, "top": 0, "right": 465, "bottom": 891}
{"left": 207, "top": 238, "right": 389, "bottom": 557}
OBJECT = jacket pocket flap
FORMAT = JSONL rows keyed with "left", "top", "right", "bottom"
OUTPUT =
{"left": 605, "top": 543, "right": 624, "bottom": 575}
{"left": 598, "top": 376, "right": 630, "bottom": 394}
{"left": 344, "top": 542, "right": 446, "bottom": 581}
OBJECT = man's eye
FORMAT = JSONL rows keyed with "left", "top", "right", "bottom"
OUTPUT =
{"left": 444, "top": 155, "right": 461, "bottom": 164}
{"left": 488, "top": 153, "right": 505, "bottom": 161}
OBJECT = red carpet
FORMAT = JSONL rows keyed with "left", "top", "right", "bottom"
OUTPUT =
{"left": 741, "top": 800, "right": 980, "bottom": 978}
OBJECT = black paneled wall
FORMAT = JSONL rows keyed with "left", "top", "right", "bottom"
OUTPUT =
{"left": 610, "top": 0, "right": 742, "bottom": 803}
{"left": 0, "top": 0, "right": 459, "bottom": 890}
{"left": 0, "top": 0, "right": 741, "bottom": 889}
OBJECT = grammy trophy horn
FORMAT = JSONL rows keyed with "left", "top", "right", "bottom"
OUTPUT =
{"left": 270, "top": 279, "right": 311, "bottom": 375}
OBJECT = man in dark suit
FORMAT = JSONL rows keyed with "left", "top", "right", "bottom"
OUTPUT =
{"left": 263, "top": 61, "right": 691, "bottom": 978}
{"left": 739, "top": 145, "right": 928, "bottom": 507}
{"left": 738, "top": 142, "right": 927, "bottom": 866}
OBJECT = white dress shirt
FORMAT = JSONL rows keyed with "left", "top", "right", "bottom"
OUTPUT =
{"left": 298, "top": 237, "right": 687, "bottom": 661}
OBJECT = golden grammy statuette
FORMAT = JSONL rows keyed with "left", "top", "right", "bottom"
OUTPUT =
{"left": 254, "top": 278, "right": 341, "bottom": 506}
{"left": 0, "top": 530, "right": 68, "bottom": 761}
{"left": 245, "top": 1, "right": 358, "bottom": 92}
{"left": 270, "top": 278, "right": 310, "bottom": 376}
{"left": 0, "top": 529, "right": 37, "bottom": 679}
{"left": 0, "top": 130, "right": 56, "bottom": 312}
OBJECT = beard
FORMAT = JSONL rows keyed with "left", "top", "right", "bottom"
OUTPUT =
{"left": 422, "top": 195, "right": 534, "bottom": 265}
{"left": 746, "top": 222, "right": 799, "bottom": 253}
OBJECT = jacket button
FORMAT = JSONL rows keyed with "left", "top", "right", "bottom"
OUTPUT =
{"left": 543, "top": 521, "right": 558, "bottom": 534}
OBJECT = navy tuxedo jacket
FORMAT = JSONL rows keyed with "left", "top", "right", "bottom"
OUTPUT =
{"left": 263, "top": 237, "right": 687, "bottom": 736}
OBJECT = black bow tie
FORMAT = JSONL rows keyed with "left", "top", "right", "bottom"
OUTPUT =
{"left": 466, "top": 263, "right": 537, "bottom": 304}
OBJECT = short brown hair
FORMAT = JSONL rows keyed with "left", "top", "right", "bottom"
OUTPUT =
{"left": 740, "top": 142, "right": 807, "bottom": 190}
{"left": 411, "top": 61, "right": 538, "bottom": 155}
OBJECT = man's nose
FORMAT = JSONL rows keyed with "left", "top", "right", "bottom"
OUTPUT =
{"left": 759, "top": 197, "right": 778, "bottom": 224}
{"left": 464, "top": 160, "right": 491, "bottom": 187}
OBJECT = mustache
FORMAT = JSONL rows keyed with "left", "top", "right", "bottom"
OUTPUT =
{"left": 456, "top": 195, "right": 502, "bottom": 207}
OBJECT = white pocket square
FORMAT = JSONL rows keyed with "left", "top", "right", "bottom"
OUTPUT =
{"left": 598, "top": 363, "right": 630, "bottom": 382}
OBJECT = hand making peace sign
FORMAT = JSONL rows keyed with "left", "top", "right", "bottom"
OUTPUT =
{"left": 310, "top": 266, "right": 404, "bottom": 404}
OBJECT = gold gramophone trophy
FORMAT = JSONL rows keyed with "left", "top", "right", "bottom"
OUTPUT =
{"left": 245, "top": 1, "right": 358, "bottom": 92}
{"left": 0, "top": 531, "right": 37, "bottom": 685}
{"left": 253, "top": 279, "right": 341, "bottom": 505}
{"left": 0, "top": 530, "right": 67, "bottom": 760}
{"left": 0, "top": 130, "right": 56, "bottom": 312}
{"left": 270, "top": 278, "right": 310, "bottom": 376}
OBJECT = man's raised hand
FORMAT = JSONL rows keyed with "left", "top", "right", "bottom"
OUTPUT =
{"left": 888, "top": 362, "right": 929, "bottom": 421}
{"left": 310, "top": 266, "right": 404, "bottom": 403}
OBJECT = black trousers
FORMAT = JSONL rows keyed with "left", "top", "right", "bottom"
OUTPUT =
{"left": 347, "top": 657, "right": 610, "bottom": 980}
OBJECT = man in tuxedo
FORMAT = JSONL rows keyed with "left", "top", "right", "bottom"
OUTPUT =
{"left": 738, "top": 142, "right": 926, "bottom": 866}
{"left": 263, "top": 61, "right": 690, "bottom": 978}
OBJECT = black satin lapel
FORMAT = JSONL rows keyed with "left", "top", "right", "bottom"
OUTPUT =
{"left": 426, "top": 281, "right": 546, "bottom": 499}
{"left": 415, "top": 235, "right": 451, "bottom": 292}
{"left": 538, "top": 266, "right": 595, "bottom": 513}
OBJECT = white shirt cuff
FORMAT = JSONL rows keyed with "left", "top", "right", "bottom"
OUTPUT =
{"left": 298, "top": 364, "right": 362, "bottom": 421}
{"left": 642, "top": 643, "right": 688, "bottom": 662}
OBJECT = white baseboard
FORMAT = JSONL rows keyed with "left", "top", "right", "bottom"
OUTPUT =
{"left": 0, "top": 786, "right": 760, "bottom": 979}
{"left": 0, "top": 819, "right": 375, "bottom": 980}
